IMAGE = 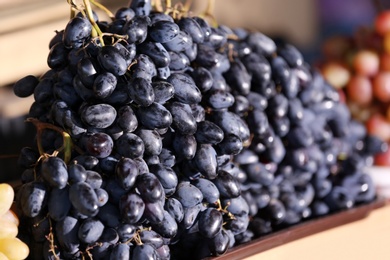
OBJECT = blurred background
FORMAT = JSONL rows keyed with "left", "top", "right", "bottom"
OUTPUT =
{"left": 0, "top": 0, "right": 387, "bottom": 182}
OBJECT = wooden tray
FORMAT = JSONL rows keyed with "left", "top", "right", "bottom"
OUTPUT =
{"left": 208, "top": 198, "right": 387, "bottom": 260}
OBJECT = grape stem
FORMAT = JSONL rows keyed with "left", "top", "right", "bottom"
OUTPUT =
{"left": 83, "top": 0, "right": 105, "bottom": 46}
{"left": 200, "top": 0, "right": 218, "bottom": 27}
{"left": 26, "top": 118, "right": 75, "bottom": 164}
{"left": 90, "top": 0, "right": 115, "bottom": 20}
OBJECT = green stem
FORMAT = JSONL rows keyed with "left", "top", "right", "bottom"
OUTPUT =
{"left": 90, "top": 0, "right": 115, "bottom": 20}
{"left": 83, "top": 0, "right": 105, "bottom": 46}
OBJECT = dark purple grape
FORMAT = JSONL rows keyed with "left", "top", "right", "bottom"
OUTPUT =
{"left": 277, "top": 43, "right": 304, "bottom": 68}
{"left": 115, "top": 132, "right": 145, "bottom": 158}
{"left": 97, "top": 202, "right": 121, "bottom": 228}
{"left": 211, "top": 110, "right": 250, "bottom": 143}
{"left": 167, "top": 101, "right": 197, "bottom": 135}
{"left": 81, "top": 103, "right": 117, "bottom": 129}
{"left": 192, "top": 178, "right": 220, "bottom": 204}
{"left": 84, "top": 132, "right": 114, "bottom": 158}
{"left": 136, "top": 102, "right": 172, "bottom": 129}
{"left": 110, "top": 243, "right": 130, "bottom": 260}
{"left": 149, "top": 20, "right": 180, "bottom": 43}
{"left": 139, "top": 41, "right": 170, "bottom": 67}
{"left": 246, "top": 31, "right": 276, "bottom": 56}
{"left": 13, "top": 75, "right": 39, "bottom": 97}
{"left": 198, "top": 208, "right": 223, "bottom": 238}
{"left": 78, "top": 218, "right": 105, "bottom": 244}
{"left": 63, "top": 16, "right": 92, "bottom": 48}
{"left": 224, "top": 59, "right": 251, "bottom": 95}
{"left": 115, "top": 157, "right": 139, "bottom": 190}
{"left": 136, "top": 173, "right": 165, "bottom": 203}
{"left": 152, "top": 80, "right": 175, "bottom": 104}
{"left": 143, "top": 200, "right": 165, "bottom": 223}
{"left": 167, "top": 72, "right": 201, "bottom": 104}
{"left": 128, "top": 77, "right": 155, "bottom": 107}
{"left": 164, "top": 197, "right": 184, "bottom": 223}
{"left": 132, "top": 244, "right": 159, "bottom": 260}
{"left": 129, "top": 0, "right": 152, "bottom": 16}
{"left": 195, "top": 120, "right": 224, "bottom": 145}
{"left": 149, "top": 164, "right": 178, "bottom": 196}
{"left": 216, "top": 134, "right": 243, "bottom": 155}
{"left": 206, "top": 90, "right": 235, "bottom": 110}
{"left": 98, "top": 45, "right": 128, "bottom": 76}
{"left": 123, "top": 15, "right": 150, "bottom": 44}
{"left": 152, "top": 211, "right": 178, "bottom": 239}
{"left": 173, "top": 134, "right": 197, "bottom": 160}
{"left": 208, "top": 229, "right": 230, "bottom": 256}
{"left": 41, "top": 156, "right": 68, "bottom": 189}
{"left": 174, "top": 182, "right": 203, "bottom": 208}
{"left": 48, "top": 186, "right": 71, "bottom": 221}
{"left": 120, "top": 192, "right": 145, "bottom": 224}
{"left": 55, "top": 216, "right": 80, "bottom": 254}
{"left": 194, "top": 144, "right": 218, "bottom": 179}
{"left": 69, "top": 182, "right": 99, "bottom": 216}
{"left": 169, "top": 51, "right": 190, "bottom": 71}
{"left": 178, "top": 17, "right": 204, "bottom": 43}
{"left": 92, "top": 72, "right": 117, "bottom": 99}
{"left": 212, "top": 170, "right": 240, "bottom": 198}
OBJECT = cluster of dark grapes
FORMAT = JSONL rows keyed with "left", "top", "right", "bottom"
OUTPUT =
{"left": 12, "top": 0, "right": 386, "bottom": 259}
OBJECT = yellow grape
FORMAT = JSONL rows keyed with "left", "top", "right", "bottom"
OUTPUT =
{"left": 0, "top": 252, "right": 8, "bottom": 260}
{"left": 321, "top": 62, "right": 350, "bottom": 89}
{"left": 0, "top": 184, "right": 14, "bottom": 217}
{"left": 0, "top": 237, "right": 29, "bottom": 260}
{"left": 0, "top": 220, "right": 18, "bottom": 239}
{"left": 0, "top": 210, "right": 19, "bottom": 227}
{"left": 353, "top": 50, "right": 379, "bottom": 77}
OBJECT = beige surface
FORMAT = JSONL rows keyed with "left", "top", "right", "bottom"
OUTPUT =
{"left": 244, "top": 205, "right": 390, "bottom": 260}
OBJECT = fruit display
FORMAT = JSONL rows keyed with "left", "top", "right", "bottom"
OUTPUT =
{"left": 318, "top": 8, "right": 390, "bottom": 166}
{"left": 0, "top": 183, "right": 29, "bottom": 260}
{"left": 10, "top": 0, "right": 384, "bottom": 259}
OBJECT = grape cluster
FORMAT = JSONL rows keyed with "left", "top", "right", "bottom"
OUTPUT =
{"left": 13, "top": 0, "right": 383, "bottom": 259}
{"left": 0, "top": 183, "right": 29, "bottom": 260}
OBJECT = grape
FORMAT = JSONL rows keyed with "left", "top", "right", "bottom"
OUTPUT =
{"left": 63, "top": 16, "right": 92, "bottom": 48}
{"left": 69, "top": 182, "right": 99, "bottom": 216}
{"left": 84, "top": 132, "right": 114, "bottom": 158}
{"left": 110, "top": 243, "right": 130, "bottom": 260}
{"left": 128, "top": 77, "right": 155, "bottom": 107}
{"left": 93, "top": 72, "right": 117, "bottom": 99}
{"left": 136, "top": 173, "right": 165, "bottom": 203}
{"left": 167, "top": 101, "right": 197, "bottom": 135}
{"left": 19, "top": 181, "right": 47, "bottom": 218}
{"left": 198, "top": 208, "right": 223, "bottom": 238}
{"left": 115, "top": 132, "right": 145, "bottom": 158}
{"left": 48, "top": 187, "right": 71, "bottom": 221}
{"left": 0, "top": 238, "right": 29, "bottom": 260}
{"left": 136, "top": 102, "right": 172, "bottom": 129}
{"left": 97, "top": 45, "right": 128, "bottom": 76}
{"left": 119, "top": 192, "right": 145, "bottom": 224}
{"left": 78, "top": 218, "right": 105, "bottom": 244}
{"left": 192, "top": 178, "right": 220, "bottom": 204}
{"left": 13, "top": 75, "right": 39, "bottom": 98}
{"left": 81, "top": 103, "right": 117, "bottom": 128}
{"left": 133, "top": 244, "right": 160, "bottom": 260}
{"left": 174, "top": 182, "right": 203, "bottom": 208}
{"left": 139, "top": 41, "right": 171, "bottom": 68}
{"left": 167, "top": 73, "right": 201, "bottom": 104}
{"left": 116, "top": 157, "right": 139, "bottom": 190}
{"left": 0, "top": 184, "right": 14, "bottom": 216}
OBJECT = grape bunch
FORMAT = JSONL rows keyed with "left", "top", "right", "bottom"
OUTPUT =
{"left": 12, "top": 0, "right": 383, "bottom": 259}
{"left": 0, "top": 183, "right": 29, "bottom": 260}
{"left": 319, "top": 9, "right": 390, "bottom": 166}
